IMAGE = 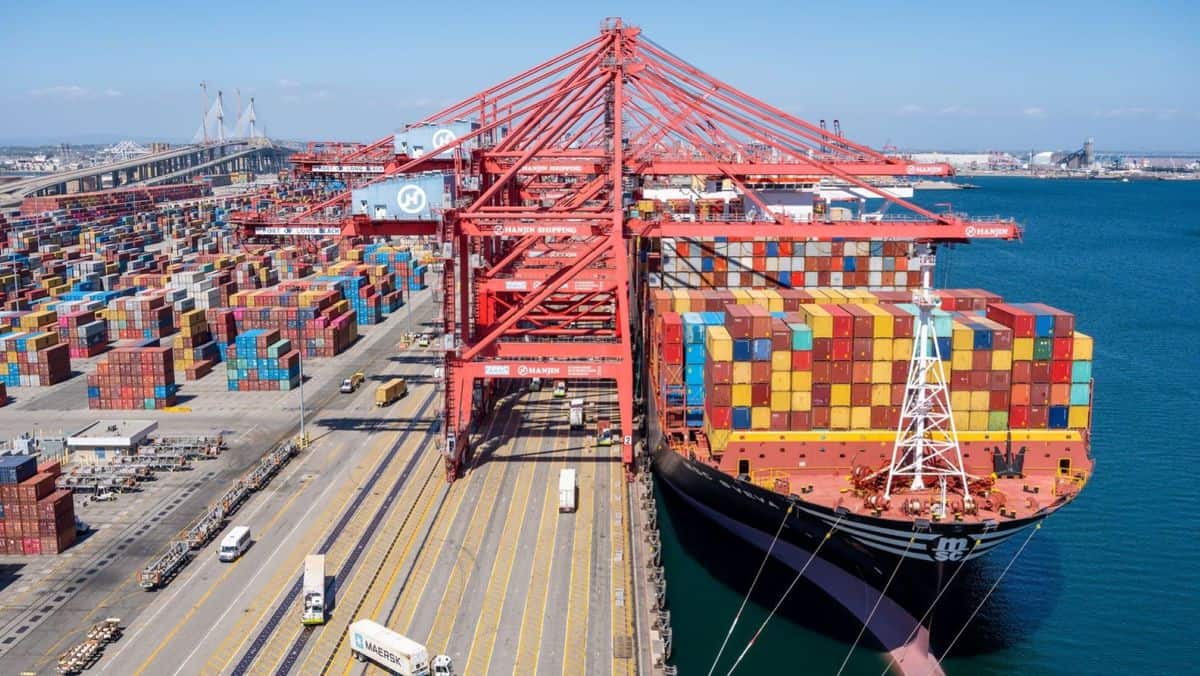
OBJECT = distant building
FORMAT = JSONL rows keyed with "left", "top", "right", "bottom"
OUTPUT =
{"left": 67, "top": 419, "right": 158, "bottom": 464}
{"left": 908, "top": 152, "right": 1020, "bottom": 171}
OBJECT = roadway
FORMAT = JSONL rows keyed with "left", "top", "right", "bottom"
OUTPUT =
{"left": 100, "top": 370, "right": 638, "bottom": 674}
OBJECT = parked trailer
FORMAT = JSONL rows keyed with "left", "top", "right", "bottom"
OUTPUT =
{"left": 559, "top": 468, "right": 577, "bottom": 513}
{"left": 302, "top": 554, "right": 326, "bottom": 625}
{"left": 57, "top": 618, "right": 121, "bottom": 674}
{"left": 348, "top": 620, "right": 454, "bottom": 675}
{"left": 139, "top": 541, "right": 192, "bottom": 590}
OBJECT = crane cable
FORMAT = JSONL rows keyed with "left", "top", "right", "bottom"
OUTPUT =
{"left": 878, "top": 538, "right": 982, "bottom": 676}
{"left": 938, "top": 522, "right": 1043, "bottom": 661}
{"left": 706, "top": 503, "right": 794, "bottom": 676}
{"left": 721, "top": 512, "right": 846, "bottom": 676}
{"left": 834, "top": 533, "right": 918, "bottom": 676}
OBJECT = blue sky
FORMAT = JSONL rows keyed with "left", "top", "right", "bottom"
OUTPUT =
{"left": 2, "top": 0, "right": 1197, "bottom": 151}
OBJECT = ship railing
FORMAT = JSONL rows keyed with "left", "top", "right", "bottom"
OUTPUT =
{"left": 749, "top": 468, "right": 791, "bottom": 491}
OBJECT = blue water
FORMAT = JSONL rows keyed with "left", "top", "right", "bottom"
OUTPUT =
{"left": 658, "top": 177, "right": 1200, "bottom": 675}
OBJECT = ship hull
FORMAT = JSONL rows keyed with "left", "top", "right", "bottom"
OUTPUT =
{"left": 650, "top": 443, "right": 1042, "bottom": 591}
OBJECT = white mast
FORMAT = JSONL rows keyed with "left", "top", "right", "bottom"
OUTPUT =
{"left": 882, "top": 243, "right": 973, "bottom": 517}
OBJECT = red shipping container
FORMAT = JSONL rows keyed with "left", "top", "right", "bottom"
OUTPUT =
{"left": 770, "top": 320, "right": 791, "bottom": 352}
{"left": 989, "top": 371, "right": 1012, "bottom": 391}
{"left": 830, "top": 361, "right": 852, "bottom": 384}
{"left": 852, "top": 338, "right": 873, "bottom": 361}
{"left": 711, "top": 385, "right": 732, "bottom": 407}
{"left": 811, "top": 362, "right": 832, "bottom": 384}
{"left": 18, "top": 473, "right": 56, "bottom": 502}
{"left": 1029, "top": 406, "right": 1049, "bottom": 428}
{"left": 1011, "top": 384, "right": 1031, "bottom": 406}
{"left": 1051, "top": 361, "right": 1073, "bottom": 384}
{"left": 892, "top": 361, "right": 909, "bottom": 383}
{"left": 1052, "top": 337, "right": 1074, "bottom": 361}
{"left": 851, "top": 384, "right": 872, "bottom": 406}
{"left": 662, "top": 343, "right": 683, "bottom": 365}
{"left": 971, "top": 351, "right": 992, "bottom": 371}
{"left": 36, "top": 461, "right": 62, "bottom": 478}
{"left": 811, "top": 407, "right": 831, "bottom": 429}
{"left": 823, "top": 305, "right": 854, "bottom": 338}
{"left": 812, "top": 384, "right": 831, "bottom": 407}
{"left": 870, "top": 406, "right": 890, "bottom": 429}
{"left": 790, "top": 411, "right": 812, "bottom": 429}
{"left": 751, "top": 384, "right": 770, "bottom": 406}
{"left": 831, "top": 338, "right": 853, "bottom": 361}
{"left": 660, "top": 313, "right": 683, "bottom": 344}
{"left": 986, "top": 303, "right": 1035, "bottom": 337}
{"left": 989, "top": 390, "right": 1011, "bottom": 410}
{"left": 1050, "top": 384, "right": 1071, "bottom": 406}
{"left": 1009, "top": 405, "right": 1030, "bottom": 428}
{"left": 725, "top": 305, "right": 752, "bottom": 339}
{"left": 851, "top": 362, "right": 872, "bottom": 384}
{"left": 1030, "top": 384, "right": 1051, "bottom": 406}
{"left": 1012, "top": 361, "right": 1032, "bottom": 383}
{"left": 23, "top": 537, "right": 40, "bottom": 555}
{"left": 708, "top": 406, "right": 732, "bottom": 429}
{"left": 842, "top": 304, "right": 876, "bottom": 338}
{"left": 770, "top": 412, "right": 790, "bottom": 431}
{"left": 1031, "top": 361, "right": 1052, "bottom": 382}
{"left": 969, "top": 371, "right": 990, "bottom": 390}
{"left": 751, "top": 362, "right": 771, "bottom": 383}
{"left": 791, "top": 351, "right": 812, "bottom": 370}
{"left": 812, "top": 338, "right": 832, "bottom": 362}
{"left": 709, "top": 361, "right": 732, "bottom": 384}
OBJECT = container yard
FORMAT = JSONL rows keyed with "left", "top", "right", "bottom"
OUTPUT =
{"left": 0, "top": 16, "right": 1101, "bottom": 676}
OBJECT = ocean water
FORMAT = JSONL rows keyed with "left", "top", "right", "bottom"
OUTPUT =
{"left": 656, "top": 177, "right": 1200, "bottom": 675}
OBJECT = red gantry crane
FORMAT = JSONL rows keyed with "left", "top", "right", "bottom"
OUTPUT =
{"left": 232, "top": 18, "right": 1019, "bottom": 481}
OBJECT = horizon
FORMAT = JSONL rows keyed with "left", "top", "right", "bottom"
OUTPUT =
{"left": 3, "top": 1, "right": 1197, "bottom": 152}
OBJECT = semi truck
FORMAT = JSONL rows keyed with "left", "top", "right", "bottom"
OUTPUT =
{"left": 559, "top": 468, "right": 577, "bottom": 513}
{"left": 302, "top": 554, "right": 326, "bottom": 625}
{"left": 340, "top": 371, "right": 365, "bottom": 393}
{"left": 376, "top": 378, "right": 408, "bottom": 407}
{"left": 348, "top": 620, "right": 454, "bottom": 675}
{"left": 568, "top": 398, "right": 585, "bottom": 428}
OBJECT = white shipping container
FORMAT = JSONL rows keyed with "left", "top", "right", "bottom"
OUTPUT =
{"left": 558, "top": 469, "right": 577, "bottom": 513}
{"left": 348, "top": 620, "right": 430, "bottom": 676}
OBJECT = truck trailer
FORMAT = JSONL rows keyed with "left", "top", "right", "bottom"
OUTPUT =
{"left": 302, "top": 554, "right": 326, "bottom": 625}
{"left": 348, "top": 620, "right": 453, "bottom": 675}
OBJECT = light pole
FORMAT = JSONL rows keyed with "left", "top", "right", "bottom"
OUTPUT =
{"left": 297, "top": 321, "right": 307, "bottom": 446}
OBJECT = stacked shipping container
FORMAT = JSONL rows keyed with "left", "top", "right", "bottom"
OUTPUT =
{"left": 0, "top": 456, "right": 77, "bottom": 555}
{"left": 172, "top": 309, "right": 220, "bottom": 380}
{"left": 226, "top": 329, "right": 301, "bottom": 391}
{"left": 0, "top": 330, "right": 72, "bottom": 387}
{"left": 107, "top": 293, "right": 176, "bottom": 340}
{"left": 87, "top": 345, "right": 177, "bottom": 409}
{"left": 56, "top": 307, "right": 109, "bottom": 358}
{"left": 649, "top": 289, "right": 1094, "bottom": 451}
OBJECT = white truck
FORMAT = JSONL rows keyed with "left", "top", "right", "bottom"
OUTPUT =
{"left": 302, "top": 554, "right": 326, "bottom": 625}
{"left": 559, "top": 468, "right": 577, "bottom": 513}
{"left": 348, "top": 620, "right": 454, "bottom": 675}
{"left": 568, "top": 398, "right": 585, "bottom": 428}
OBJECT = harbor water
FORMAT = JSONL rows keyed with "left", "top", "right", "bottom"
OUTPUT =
{"left": 656, "top": 177, "right": 1200, "bottom": 675}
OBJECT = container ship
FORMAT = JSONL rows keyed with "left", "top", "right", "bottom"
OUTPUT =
{"left": 642, "top": 232, "right": 1095, "bottom": 598}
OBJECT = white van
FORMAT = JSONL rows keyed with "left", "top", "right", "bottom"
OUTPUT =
{"left": 219, "top": 526, "right": 251, "bottom": 562}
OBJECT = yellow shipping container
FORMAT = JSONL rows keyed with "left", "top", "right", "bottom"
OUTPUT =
{"left": 952, "top": 350, "right": 974, "bottom": 372}
{"left": 733, "top": 362, "right": 752, "bottom": 383}
{"left": 1013, "top": 337, "right": 1034, "bottom": 361}
{"left": 831, "top": 383, "right": 851, "bottom": 407}
{"left": 771, "top": 351, "right": 791, "bottom": 371}
{"left": 790, "top": 391, "right": 812, "bottom": 411}
{"left": 1068, "top": 406, "right": 1090, "bottom": 428}
{"left": 731, "top": 288, "right": 752, "bottom": 305}
{"left": 795, "top": 305, "right": 833, "bottom": 338}
{"left": 862, "top": 304, "right": 893, "bottom": 337}
{"left": 951, "top": 390, "right": 971, "bottom": 412}
{"left": 951, "top": 321, "right": 974, "bottom": 350}
{"left": 871, "top": 361, "right": 892, "bottom": 384}
{"left": 791, "top": 371, "right": 812, "bottom": 391}
{"left": 732, "top": 384, "right": 752, "bottom": 407}
{"left": 851, "top": 406, "right": 872, "bottom": 430}
{"left": 771, "top": 391, "right": 791, "bottom": 412}
{"left": 871, "top": 384, "right": 891, "bottom": 406}
{"left": 824, "top": 288, "right": 847, "bottom": 302}
{"left": 1073, "top": 332, "right": 1094, "bottom": 360}
{"left": 954, "top": 410, "right": 971, "bottom": 430}
{"left": 751, "top": 407, "right": 772, "bottom": 429}
{"left": 969, "top": 411, "right": 990, "bottom": 431}
{"left": 893, "top": 338, "right": 913, "bottom": 359}
{"left": 873, "top": 338, "right": 893, "bottom": 361}
{"left": 770, "top": 371, "right": 791, "bottom": 391}
{"left": 706, "top": 326, "right": 733, "bottom": 361}
{"left": 830, "top": 406, "right": 851, "bottom": 430}
{"left": 969, "top": 391, "right": 990, "bottom": 411}
{"left": 991, "top": 349, "right": 1013, "bottom": 371}
{"left": 763, "top": 289, "right": 784, "bottom": 312}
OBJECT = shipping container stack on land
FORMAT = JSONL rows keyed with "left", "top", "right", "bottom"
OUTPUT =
{"left": 87, "top": 344, "right": 177, "bottom": 409}
{"left": 648, "top": 288, "right": 1095, "bottom": 451}
{"left": 173, "top": 309, "right": 221, "bottom": 380}
{"left": 0, "top": 456, "right": 77, "bottom": 556}
{"left": 106, "top": 293, "right": 176, "bottom": 340}
{"left": 228, "top": 284, "right": 358, "bottom": 358}
{"left": 226, "top": 328, "right": 302, "bottom": 391}
{"left": 56, "top": 306, "right": 110, "bottom": 358}
{"left": 363, "top": 244, "right": 429, "bottom": 292}
{"left": 0, "top": 321, "right": 73, "bottom": 388}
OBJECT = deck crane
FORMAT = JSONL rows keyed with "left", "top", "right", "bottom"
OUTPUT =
{"left": 231, "top": 18, "right": 1020, "bottom": 482}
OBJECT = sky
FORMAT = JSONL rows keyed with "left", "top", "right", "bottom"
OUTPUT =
{"left": 1, "top": 0, "right": 1197, "bottom": 152}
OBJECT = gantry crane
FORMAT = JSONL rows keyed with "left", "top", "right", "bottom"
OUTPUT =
{"left": 232, "top": 18, "right": 1020, "bottom": 481}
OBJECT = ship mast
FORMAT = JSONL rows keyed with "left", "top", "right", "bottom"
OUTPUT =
{"left": 883, "top": 243, "right": 973, "bottom": 516}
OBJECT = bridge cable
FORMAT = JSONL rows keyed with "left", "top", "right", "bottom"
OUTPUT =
{"left": 878, "top": 538, "right": 981, "bottom": 676}
{"left": 937, "top": 522, "right": 1043, "bottom": 662}
{"left": 834, "top": 533, "right": 918, "bottom": 676}
{"left": 721, "top": 512, "right": 846, "bottom": 676}
{"left": 706, "top": 503, "right": 794, "bottom": 676}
